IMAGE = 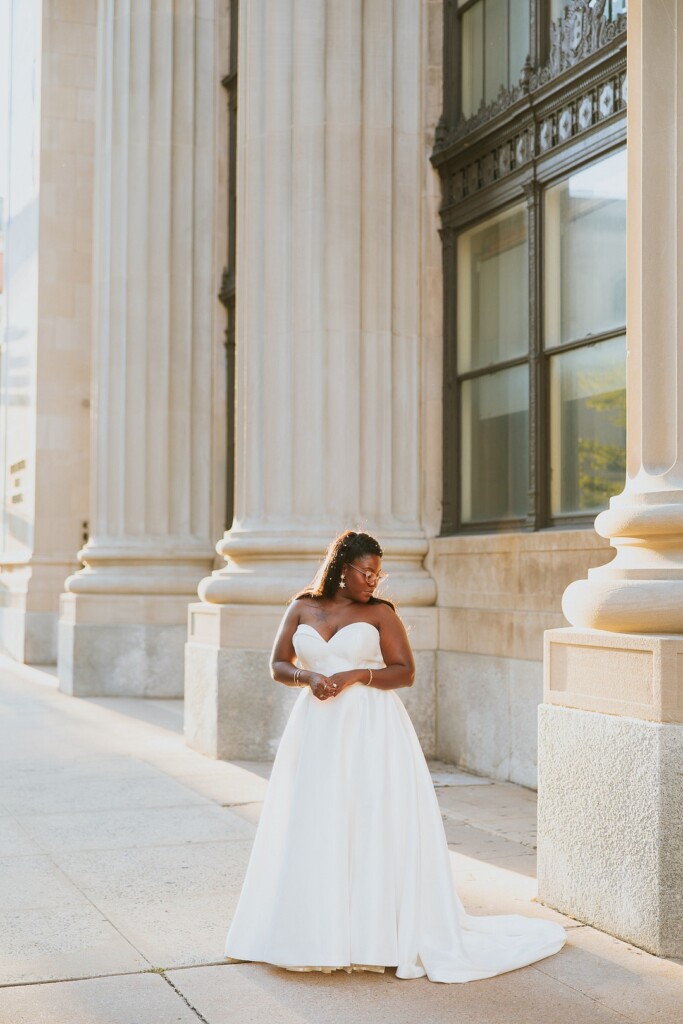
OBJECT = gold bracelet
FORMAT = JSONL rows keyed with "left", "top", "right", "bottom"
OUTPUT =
{"left": 364, "top": 669, "right": 373, "bottom": 686}
{"left": 294, "top": 668, "right": 301, "bottom": 686}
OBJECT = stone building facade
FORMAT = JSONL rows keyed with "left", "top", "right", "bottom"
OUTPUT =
{"left": 3, "top": 0, "right": 683, "bottom": 955}
{"left": 0, "top": 0, "right": 624, "bottom": 780}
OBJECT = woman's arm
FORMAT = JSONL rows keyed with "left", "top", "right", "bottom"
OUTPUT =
{"left": 269, "top": 599, "right": 332, "bottom": 700}
{"left": 269, "top": 600, "right": 305, "bottom": 687}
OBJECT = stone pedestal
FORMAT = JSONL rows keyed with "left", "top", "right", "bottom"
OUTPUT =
{"left": 58, "top": 0, "right": 223, "bottom": 696}
{"left": 184, "top": 0, "right": 439, "bottom": 753}
{"left": 539, "top": 0, "right": 683, "bottom": 956}
{"left": 539, "top": 630, "right": 683, "bottom": 955}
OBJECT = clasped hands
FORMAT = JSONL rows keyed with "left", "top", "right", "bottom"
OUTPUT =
{"left": 304, "top": 670, "right": 357, "bottom": 701}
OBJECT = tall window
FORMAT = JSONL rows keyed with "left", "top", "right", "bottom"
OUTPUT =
{"left": 545, "top": 149, "right": 626, "bottom": 516}
{"left": 458, "top": 206, "right": 529, "bottom": 523}
{"left": 459, "top": 0, "right": 531, "bottom": 117}
{"left": 450, "top": 148, "right": 626, "bottom": 531}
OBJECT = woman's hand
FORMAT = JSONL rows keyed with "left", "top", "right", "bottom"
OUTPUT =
{"left": 324, "top": 670, "right": 362, "bottom": 697}
{"left": 303, "top": 672, "right": 336, "bottom": 701}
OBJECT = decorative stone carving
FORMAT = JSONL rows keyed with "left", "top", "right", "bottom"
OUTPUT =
{"left": 539, "top": 118, "right": 554, "bottom": 153}
{"left": 578, "top": 94, "right": 594, "bottom": 130}
{"left": 437, "top": 0, "right": 627, "bottom": 152}
{"left": 599, "top": 81, "right": 615, "bottom": 118}
{"left": 558, "top": 107, "right": 574, "bottom": 141}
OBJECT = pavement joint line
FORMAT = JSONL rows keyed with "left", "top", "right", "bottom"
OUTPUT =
{"left": 441, "top": 812, "right": 537, "bottom": 849}
{"left": 528, "top": 961, "right": 641, "bottom": 1023}
{"left": 0, "top": 961, "right": 245, "bottom": 990}
{"left": 160, "top": 972, "right": 212, "bottom": 1023}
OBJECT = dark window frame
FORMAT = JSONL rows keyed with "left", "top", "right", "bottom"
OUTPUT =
{"left": 450, "top": 0, "right": 550, "bottom": 123}
{"left": 443, "top": 137, "right": 627, "bottom": 536}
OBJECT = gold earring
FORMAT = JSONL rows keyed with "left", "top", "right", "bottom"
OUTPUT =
{"left": 339, "top": 576, "right": 346, "bottom": 589}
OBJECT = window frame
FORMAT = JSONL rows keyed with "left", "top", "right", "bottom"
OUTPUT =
{"left": 442, "top": 140, "right": 627, "bottom": 535}
{"left": 448, "top": 0, "right": 548, "bottom": 124}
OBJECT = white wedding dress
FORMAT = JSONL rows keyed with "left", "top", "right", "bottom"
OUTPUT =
{"left": 224, "top": 621, "right": 566, "bottom": 983}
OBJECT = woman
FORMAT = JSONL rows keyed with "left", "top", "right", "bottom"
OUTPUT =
{"left": 224, "top": 530, "right": 566, "bottom": 983}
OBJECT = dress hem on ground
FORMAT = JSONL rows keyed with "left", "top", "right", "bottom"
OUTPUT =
{"left": 226, "top": 956, "right": 387, "bottom": 975}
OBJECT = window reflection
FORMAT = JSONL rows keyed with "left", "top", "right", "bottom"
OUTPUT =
{"left": 544, "top": 148, "right": 626, "bottom": 348}
{"left": 457, "top": 204, "right": 528, "bottom": 373}
{"left": 460, "top": 0, "right": 530, "bottom": 118}
{"left": 549, "top": 338, "right": 626, "bottom": 515}
{"left": 461, "top": 366, "right": 529, "bottom": 523}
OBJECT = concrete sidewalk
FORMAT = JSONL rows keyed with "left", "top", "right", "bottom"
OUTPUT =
{"left": 0, "top": 658, "right": 681, "bottom": 1024}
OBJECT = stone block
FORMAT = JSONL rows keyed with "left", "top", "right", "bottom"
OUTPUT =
{"left": 545, "top": 627, "right": 683, "bottom": 722}
{"left": 537, "top": 703, "right": 683, "bottom": 956}
{"left": 436, "top": 651, "right": 543, "bottom": 788}
{"left": 58, "top": 620, "right": 188, "bottom": 697}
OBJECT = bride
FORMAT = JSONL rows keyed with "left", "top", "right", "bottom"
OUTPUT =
{"left": 224, "top": 530, "right": 566, "bottom": 983}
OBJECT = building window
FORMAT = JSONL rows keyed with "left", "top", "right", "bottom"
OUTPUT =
{"left": 449, "top": 147, "right": 626, "bottom": 532}
{"left": 455, "top": 2, "right": 629, "bottom": 120}
{"left": 544, "top": 148, "right": 626, "bottom": 517}
{"left": 457, "top": 205, "right": 529, "bottom": 523}
{"left": 458, "top": 0, "right": 531, "bottom": 117}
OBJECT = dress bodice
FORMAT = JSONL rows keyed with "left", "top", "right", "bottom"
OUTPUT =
{"left": 292, "top": 621, "right": 386, "bottom": 678}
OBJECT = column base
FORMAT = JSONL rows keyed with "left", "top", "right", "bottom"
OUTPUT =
{"left": 184, "top": 603, "right": 437, "bottom": 759}
{"left": 538, "top": 702, "right": 683, "bottom": 955}
{"left": 0, "top": 560, "right": 77, "bottom": 664}
{"left": 0, "top": 608, "right": 57, "bottom": 664}
{"left": 58, "top": 593, "right": 193, "bottom": 697}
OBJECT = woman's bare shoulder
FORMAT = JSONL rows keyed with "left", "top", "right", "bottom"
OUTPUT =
{"left": 368, "top": 598, "right": 397, "bottom": 627}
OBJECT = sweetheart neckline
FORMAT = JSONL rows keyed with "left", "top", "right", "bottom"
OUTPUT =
{"left": 294, "top": 621, "right": 380, "bottom": 644}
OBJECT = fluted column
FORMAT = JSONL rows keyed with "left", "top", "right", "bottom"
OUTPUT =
{"left": 198, "top": 0, "right": 434, "bottom": 607}
{"left": 185, "top": 0, "right": 439, "bottom": 760}
{"left": 563, "top": 0, "right": 683, "bottom": 633}
{"left": 58, "top": 0, "right": 221, "bottom": 696}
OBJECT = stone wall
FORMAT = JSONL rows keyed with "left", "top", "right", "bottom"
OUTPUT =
{"left": 429, "top": 530, "right": 614, "bottom": 787}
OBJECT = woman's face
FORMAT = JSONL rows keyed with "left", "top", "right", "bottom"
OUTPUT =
{"left": 342, "top": 554, "right": 383, "bottom": 603}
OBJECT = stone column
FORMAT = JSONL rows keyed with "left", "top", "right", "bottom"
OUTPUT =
{"left": 58, "top": 0, "right": 223, "bottom": 697}
{"left": 539, "top": 0, "right": 683, "bottom": 956}
{"left": 185, "top": 0, "right": 439, "bottom": 759}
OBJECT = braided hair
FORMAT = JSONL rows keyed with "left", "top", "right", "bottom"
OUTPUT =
{"left": 293, "top": 530, "right": 394, "bottom": 607}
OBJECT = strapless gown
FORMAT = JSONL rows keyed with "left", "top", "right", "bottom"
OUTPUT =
{"left": 223, "top": 621, "right": 566, "bottom": 983}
